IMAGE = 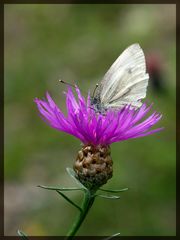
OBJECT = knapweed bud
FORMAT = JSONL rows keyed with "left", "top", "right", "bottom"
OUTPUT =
{"left": 73, "top": 145, "right": 113, "bottom": 190}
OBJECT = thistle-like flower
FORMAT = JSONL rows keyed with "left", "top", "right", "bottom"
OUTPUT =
{"left": 34, "top": 86, "right": 162, "bottom": 190}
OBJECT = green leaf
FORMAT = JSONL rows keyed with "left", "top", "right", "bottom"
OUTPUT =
{"left": 99, "top": 188, "right": 128, "bottom": 193}
{"left": 17, "top": 230, "right": 29, "bottom": 239}
{"left": 56, "top": 190, "right": 82, "bottom": 212}
{"left": 66, "top": 167, "right": 87, "bottom": 190}
{"left": 95, "top": 194, "right": 120, "bottom": 199}
{"left": 37, "top": 185, "right": 84, "bottom": 192}
{"left": 104, "top": 232, "right": 120, "bottom": 240}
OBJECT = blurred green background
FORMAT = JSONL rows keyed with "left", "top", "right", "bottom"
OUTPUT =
{"left": 4, "top": 4, "right": 176, "bottom": 236}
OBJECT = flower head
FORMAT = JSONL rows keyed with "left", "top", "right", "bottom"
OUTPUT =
{"left": 34, "top": 86, "right": 162, "bottom": 146}
{"left": 35, "top": 86, "right": 162, "bottom": 189}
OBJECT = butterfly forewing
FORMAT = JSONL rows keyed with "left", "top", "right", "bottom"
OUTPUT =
{"left": 97, "top": 43, "right": 149, "bottom": 109}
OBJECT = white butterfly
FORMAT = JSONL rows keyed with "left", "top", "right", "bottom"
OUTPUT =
{"left": 91, "top": 43, "right": 149, "bottom": 113}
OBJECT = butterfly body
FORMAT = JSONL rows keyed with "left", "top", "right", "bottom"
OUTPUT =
{"left": 90, "top": 95, "right": 107, "bottom": 114}
{"left": 91, "top": 43, "right": 149, "bottom": 113}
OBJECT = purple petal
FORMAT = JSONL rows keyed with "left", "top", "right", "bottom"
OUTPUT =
{"left": 35, "top": 86, "right": 163, "bottom": 146}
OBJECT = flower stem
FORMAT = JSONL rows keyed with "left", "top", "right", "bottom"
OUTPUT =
{"left": 66, "top": 189, "right": 95, "bottom": 239}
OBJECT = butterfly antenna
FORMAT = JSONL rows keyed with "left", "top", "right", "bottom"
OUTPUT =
{"left": 59, "top": 79, "right": 87, "bottom": 95}
{"left": 92, "top": 83, "right": 99, "bottom": 98}
{"left": 59, "top": 79, "right": 77, "bottom": 88}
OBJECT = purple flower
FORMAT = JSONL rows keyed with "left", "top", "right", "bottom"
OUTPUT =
{"left": 34, "top": 86, "right": 163, "bottom": 146}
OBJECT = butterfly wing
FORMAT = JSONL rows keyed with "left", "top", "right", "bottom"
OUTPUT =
{"left": 97, "top": 43, "right": 149, "bottom": 109}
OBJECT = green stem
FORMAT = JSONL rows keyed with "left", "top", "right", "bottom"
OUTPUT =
{"left": 66, "top": 189, "right": 95, "bottom": 239}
